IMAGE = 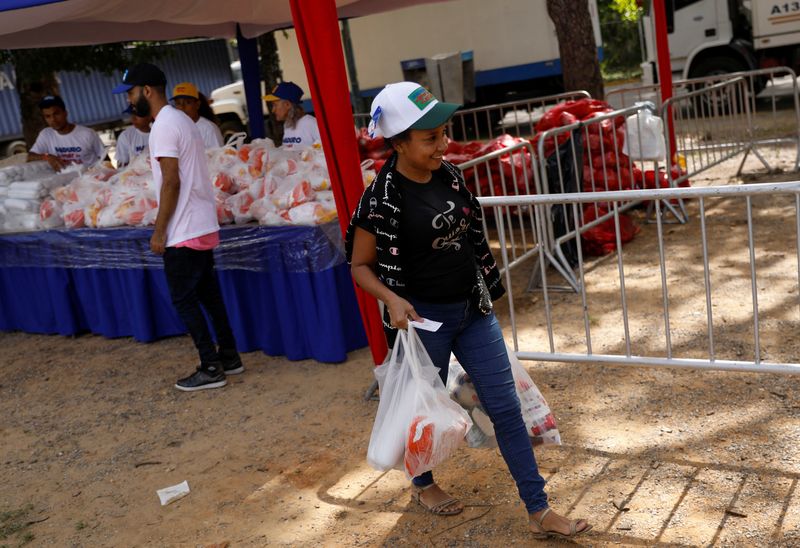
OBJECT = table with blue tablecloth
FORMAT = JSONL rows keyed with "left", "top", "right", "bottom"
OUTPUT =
{"left": 0, "top": 222, "right": 367, "bottom": 362}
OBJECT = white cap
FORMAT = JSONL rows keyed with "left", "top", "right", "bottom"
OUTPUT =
{"left": 368, "top": 81, "right": 460, "bottom": 139}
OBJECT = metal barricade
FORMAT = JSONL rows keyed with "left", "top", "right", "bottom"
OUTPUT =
{"left": 478, "top": 181, "right": 800, "bottom": 375}
{"left": 455, "top": 141, "right": 542, "bottom": 324}
{"left": 532, "top": 103, "right": 680, "bottom": 291}
{"left": 661, "top": 77, "right": 753, "bottom": 186}
{"left": 354, "top": 91, "right": 591, "bottom": 141}
{"left": 449, "top": 91, "right": 591, "bottom": 142}
{"left": 607, "top": 67, "right": 800, "bottom": 173}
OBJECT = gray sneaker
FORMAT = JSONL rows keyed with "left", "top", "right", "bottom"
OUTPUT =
{"left": 175, "top": 364, "right": 227, "bottom": 392}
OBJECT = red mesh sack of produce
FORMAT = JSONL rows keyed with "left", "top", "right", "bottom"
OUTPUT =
{"left": 580, "top": 203, "right": 639, "bottom": 256}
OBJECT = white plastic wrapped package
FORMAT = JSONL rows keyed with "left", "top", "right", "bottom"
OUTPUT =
{"left": 447, "top": 345, "right": 561, "bottom": 449}
{"left": 367, "top": 324, "right": 471, "bottom": 478}
{"left": 4, "top": 198, "right": 39, "bottom": 212}
{"left": 226, "top": 191, "right": 255, "bottom": 224}
{"left": 3, "top": 211, "right": 39, "bottom": 231}
{"left": 39, "top": 199, "right": 64, "bottom": 229}
{"left": 286, "top": 201, "right": 337, "bottom": 225}
{"left": 272, "top": 176, "right": 315, "bottom": 210}
{"left": 622, "top": 102, "right": 667, "bottom": 161}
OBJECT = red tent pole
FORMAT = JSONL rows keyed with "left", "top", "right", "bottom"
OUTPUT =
{"left": 652, "top": 0, "right": 677, "bottom": 162}
{"left": 289, "top": 0, "right": 388, "bottom": 365}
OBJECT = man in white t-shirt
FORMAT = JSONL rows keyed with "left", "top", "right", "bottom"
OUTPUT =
{"left": 170, "top": 82, "right": 224, "bottom": 149}
{"left": 263, "top": 81, "right": 321, "bottom": 148}
{"left": 114, "top": 63, "right": 242, "bottom": 392}
{"left": 115, "top": 106, "right": 151, "bottom": 167}
{"left": 27, "top": 95, "right": 106, "bottom": 171}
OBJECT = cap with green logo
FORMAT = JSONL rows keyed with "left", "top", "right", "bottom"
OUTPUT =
{"left": 368, "top": 81, "right": 460, "bottom": 138}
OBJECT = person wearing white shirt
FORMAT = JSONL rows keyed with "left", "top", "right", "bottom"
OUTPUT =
{"left": 263, "top": 81, "right": 321, "bottom": 148}
{"left": 27, "top": 95, "right": 106, "bottom": 171}
{"left": 114, "top": 63, "right": 241, "bottom": 392}
{"left": 170, "top": 82, "right": 224, "bottom": 149}
{"left": 115, "top": 108, "right": 151, "bottom": 167}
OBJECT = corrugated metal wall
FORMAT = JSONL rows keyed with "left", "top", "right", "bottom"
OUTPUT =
{"left": 0, "top": 39, "right": 234, "bottom": 139}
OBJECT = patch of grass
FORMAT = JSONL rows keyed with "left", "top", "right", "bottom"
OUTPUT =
{"left": 0, "top": 504, "right": 35, "bottom": 547}
{"left": 75, "top": 521, "right": 86, "bottom": 531}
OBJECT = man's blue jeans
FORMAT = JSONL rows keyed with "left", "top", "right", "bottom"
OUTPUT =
{"left": 408, "top": 297, "right": 548, "bottom": 514}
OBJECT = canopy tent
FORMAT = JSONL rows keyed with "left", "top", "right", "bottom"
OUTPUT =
{"left": 0, "top": 0, "right": 459, "bottom": 364}
{"left": 0, "top": 0, "right": 447, "bottom": 48}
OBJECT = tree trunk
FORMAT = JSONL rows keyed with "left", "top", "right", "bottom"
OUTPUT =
{"left": 546, "top": 0, "right": 605, "bottom": 100}
{"left": 257, "top": 31, "right": 284, "bottom": 145}
{"left": 16, "top": 70, "right": 59, "bottom": 149}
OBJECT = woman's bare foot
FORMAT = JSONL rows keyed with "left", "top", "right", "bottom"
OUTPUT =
{"left": 529, "top": 507, "right": 591, "bottom": 538}
{"left": 412, "top": 484, "right": 464, "bottom": 515}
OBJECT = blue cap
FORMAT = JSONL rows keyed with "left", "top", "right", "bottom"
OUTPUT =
{"left": 263, "top": 82, "right": 304, "bottom": 104}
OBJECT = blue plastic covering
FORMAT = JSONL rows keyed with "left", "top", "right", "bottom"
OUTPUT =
{"left": 0, "top": 223, "right": 368, "bottom": 362}
{"left": 0, "top": 222, "right": 346, "bottom": 272}
{"left": 0, "top": 0, "right": 64, "bottom": 12}
{"left": 0, "top": 39, "right": 234, "bottom": 139}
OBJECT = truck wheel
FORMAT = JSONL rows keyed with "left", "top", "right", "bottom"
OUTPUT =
{"left": 2, "top": 140, "right": 27, "bottom": 158}
{"left": 220, "top": 120, "right": 246, "bottom": 144}
{"left": 687, "top": 56, "right": 753, "bottom": 115}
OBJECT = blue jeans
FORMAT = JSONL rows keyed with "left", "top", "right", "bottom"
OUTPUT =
{"left": 407, "top": 297, "right": 548, "bottom": 514}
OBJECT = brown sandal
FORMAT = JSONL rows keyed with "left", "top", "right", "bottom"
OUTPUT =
{"left": 410, "top": 484, "right": 463, "bottom": 516}
{"left": 530, "top": 507, "right": 592, "bottom": 540}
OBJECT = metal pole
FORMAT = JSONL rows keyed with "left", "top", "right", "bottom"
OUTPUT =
{"left": 236, "top": 24, "right": 265, "bottom": 139}
{"left": 340, "top": 18, "right": 364, "bottom": 114}
{"left": 652, "top": 0, "right": 677, "bottom": 160}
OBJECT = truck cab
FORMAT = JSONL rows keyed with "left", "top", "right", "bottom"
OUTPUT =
{"left": 641, "top": 0, "right": 757, "bottom": 83}
{"left": 210, "top": 61, "right": 268, "bottom": 142}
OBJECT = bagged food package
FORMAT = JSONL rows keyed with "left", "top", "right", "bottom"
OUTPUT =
{"left": 447, "top": 345, "right": 561, "bottom": 449}
{"left": 96, "top": 205, "right": 126, "bottom": 228}
{"left": 39, "top": 198, "right": 64, "bottom": 229}
{"left": 225, "top": 191, "right": 255, "bottom": 224}
{"left": 286, "top": 202, "right": 337, "bottom": 225}
{"left": 4, "top": 198, "right": 39, "bottom": 212}
{"left": 215, "top": 192, "right": 234, "bottom": 225}
{"left": 367, "top": 325, "right": 471, "bottom": 477}
{"left": 272, "top": 176, "right": 315, "bottom": 210}
{"left": 62, "top": 202, "right": 86, "bottom": 229}
{"left": 8, "top": 181, "right": 45, "bottom": 200}
{"left": 260, "top": 210, "right": 290, "bottom": 226}
{"left": 3, "top": 211, "right": 39, "bottom": 232}
{"left": 249, "top": 196, "right": 277, "bottom": 224}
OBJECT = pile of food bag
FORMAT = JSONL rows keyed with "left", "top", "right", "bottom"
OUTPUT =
{"left": 1, "top": 139, "right": 381, "bottom": 234}
{"left": 0, "top": 162, "right": 80, "bottom": 233}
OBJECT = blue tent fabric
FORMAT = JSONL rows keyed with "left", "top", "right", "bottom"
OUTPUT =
{"left": 0, "top": 223, "right": 367, "bottom": 363}
{"left": 0, "top": 0, "right": 64, "bottom": 12}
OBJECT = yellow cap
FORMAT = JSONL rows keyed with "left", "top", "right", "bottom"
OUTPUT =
{"left": 171, "top": 82, "right": 199, "bottom": 100}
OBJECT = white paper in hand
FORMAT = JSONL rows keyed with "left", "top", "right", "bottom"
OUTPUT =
{"left": 409, "top": 318, "right": 442, "bottom": 332}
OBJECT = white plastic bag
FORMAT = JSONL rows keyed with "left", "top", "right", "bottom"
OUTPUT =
{"left": 367, "top": 325, "right": 472, "bottom": 478}
{"left": 447, "top": 344, "right": 561, "bottom": 449}
{"left": 622, "top": 102, "right": 666, "bottom": 161}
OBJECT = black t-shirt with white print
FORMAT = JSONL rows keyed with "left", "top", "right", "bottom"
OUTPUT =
{"left": 397, "top": 170, "right": 475, "bottom": 303}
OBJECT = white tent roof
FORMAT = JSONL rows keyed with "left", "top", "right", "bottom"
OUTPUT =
{"left": 0, "top": 0, "right": 447, "bottom": 48}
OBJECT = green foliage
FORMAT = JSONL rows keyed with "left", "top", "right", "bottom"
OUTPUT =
{"left": 598, "top": 0, "right": 643, "bottom": 77}
{"left": 0, "top": 42, "right": 164, "bottom": 83}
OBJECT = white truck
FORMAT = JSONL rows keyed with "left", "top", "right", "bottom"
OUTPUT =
{"left": 211, "top": 0, "right": 602, "bottom": 138}
{"left": 641, "top": 0, "right": 800, "bottom": 83}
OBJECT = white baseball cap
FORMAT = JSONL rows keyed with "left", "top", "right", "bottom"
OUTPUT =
{"left": 368, "top": 81, "right": 460, "bottom": 139}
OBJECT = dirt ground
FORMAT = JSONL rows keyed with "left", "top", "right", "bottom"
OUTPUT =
{"left": 5, "top": 143, "right": 800, "bottom": 547}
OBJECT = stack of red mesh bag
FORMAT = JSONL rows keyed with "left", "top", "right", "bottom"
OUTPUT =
{"left": 530, "top": 98, "right": 689, "bottom": 256}
{"left": 357, "top": 129, "right": 532, "bottom": 197}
